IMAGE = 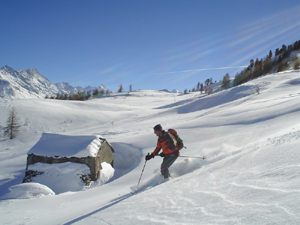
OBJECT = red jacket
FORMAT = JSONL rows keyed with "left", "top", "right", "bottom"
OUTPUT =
{"left": 152, "top": 131, "right": 180, "bottom": 157}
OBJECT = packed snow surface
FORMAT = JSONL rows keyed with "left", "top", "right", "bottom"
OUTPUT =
{"left": 0, "top": 71, "right": 300, "bottom": 224}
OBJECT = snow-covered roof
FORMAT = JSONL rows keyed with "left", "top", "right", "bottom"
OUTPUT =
{"left": 28, "top": 133, "right": 104, "bottom": 157}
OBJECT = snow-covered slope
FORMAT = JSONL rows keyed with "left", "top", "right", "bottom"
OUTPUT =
{"left": 0, "top": 65, "right": 109, "bottom": 99}
{"left": 0, "top": 70, "right": 299, "bottom": 224}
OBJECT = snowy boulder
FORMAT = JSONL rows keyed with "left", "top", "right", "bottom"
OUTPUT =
{"left": 23, "top": 133, "right": 114, "bottom": 191}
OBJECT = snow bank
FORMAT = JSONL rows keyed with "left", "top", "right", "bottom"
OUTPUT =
{"left": 88, "top": 162, "right": 115, "bottom": 188}
{"left": 3, "top": 183, "right": 55, "bottom": 199}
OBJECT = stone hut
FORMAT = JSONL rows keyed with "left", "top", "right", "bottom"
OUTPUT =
{"left": 23, "top": 133, "right": 114, "bottom": 185}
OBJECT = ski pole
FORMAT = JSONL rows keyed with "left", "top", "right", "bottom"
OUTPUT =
{"left": 179, "top": 155, "right": 206, "bottom": 160}
{"left": 135, "top": 160, "right": 147, "bottom": 191}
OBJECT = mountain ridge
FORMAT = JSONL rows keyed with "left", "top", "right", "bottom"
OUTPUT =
{"left": 0, "top": 65, "right": 109, "bottom": 99}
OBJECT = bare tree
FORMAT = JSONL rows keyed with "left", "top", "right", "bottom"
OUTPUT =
{"left": 256, "top": 86, "right": 260, "bottom": 95}
{"left": 4, "top": 107, "right": 21, "bottom": 139}
{"left": 205, "top": 86, "right": 213, "bottom": 95}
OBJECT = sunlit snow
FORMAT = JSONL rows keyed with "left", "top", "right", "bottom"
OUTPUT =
{"left": 0, "top": 71, "right": 300, "bottom": 224}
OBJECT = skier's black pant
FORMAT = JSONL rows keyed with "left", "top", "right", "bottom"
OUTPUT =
{"left": 161, "top": 154, "right": 178, "bottom": 178}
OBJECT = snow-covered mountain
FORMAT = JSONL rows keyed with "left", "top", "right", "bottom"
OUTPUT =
{"left": 75, "top": 84, "right": 109, "bottom": 93}
{"left": 0, "top": 65, "right": 109, "bottom": 99}
{"left": 54, "top": 82, "right": 78, "bottom": 95}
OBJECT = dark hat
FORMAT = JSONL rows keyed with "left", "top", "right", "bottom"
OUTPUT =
{"left": 153, "top": 124, "right": 162, "bottom": 131}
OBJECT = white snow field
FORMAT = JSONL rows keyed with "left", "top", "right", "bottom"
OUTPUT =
{"left": 0, "top": 71, "right": 300, "bottom": 224}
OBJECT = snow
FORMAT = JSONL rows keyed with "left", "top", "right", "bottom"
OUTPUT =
{"left": 28, "top": 133, "right": 104, "bottom": 157}
{"left": 26, "top": 162, "right": 91, "bottom": 194}
{"left": 3, "top": 183, "right": 55, "bottom": 199}
{"left": 0, "top": 71, "right": 300, "bottom": 224}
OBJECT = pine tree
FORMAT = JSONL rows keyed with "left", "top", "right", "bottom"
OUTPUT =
{"left": 86, "top": 90, "right": 91, "bottom": 100}
{"left": 118, "top": 84, "right": 123, "bottom": 93}
{"left": 294, "top": 58, "right": 299, "bottom": 70}
{"left": 263, "top": 56, "right": 272, "bottom": 75}
{"left": 221, "top": 73, "right": 230, "bottom": 89}
{"left": 249, "top": 59, "right": 254, "bottom": 68}
{"left": 205, "top": 78, "right": 210, "bottom": 86}
{"left": 63, "top": 93, "right": 68, "bottom": 100}
{"left": 196, "top": 82, "right": 200, "bottom": 91}
{"left": 200, "top": 83, "right": 204, "bottom": 93}
{"left": 4, "top": 107, "right": 21, "bottom": 139}
{"left": 268, "top": 50, "right": 273, "bottom": 59}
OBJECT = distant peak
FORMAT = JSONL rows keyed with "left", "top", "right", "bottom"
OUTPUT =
{"left": 1, "top": 65, "right": 18, "bottom": 76}
{"left": 1, "top": 65, "right": 14, "bottom": 71}
{"left": 25, "top": 67, "right": 39, "bottom": 74}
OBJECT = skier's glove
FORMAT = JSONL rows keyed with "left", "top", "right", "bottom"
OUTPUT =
{"left": 145, "top": 153, "right": 154, "bottom": 161}
{"left": 159, "top": 153, "right": 165, "bottom": 157}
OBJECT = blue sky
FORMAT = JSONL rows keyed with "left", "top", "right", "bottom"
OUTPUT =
{"left": 1, "top": 0, "right": 300, "bottom": 92}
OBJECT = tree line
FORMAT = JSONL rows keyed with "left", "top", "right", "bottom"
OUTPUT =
{"left": 47, "top": 40, "right": 300, "bottom": 99}
{"left": 233, "top": 40, "right": 300, "bottom": 86}
{"left": 185, "top": 40, "right": 300, "bottom": 95}
{"left": 45, "top": 89, "right": 112, "bottom": 101}
{"left": 46, "top": 84, "right": 134, "bottom": 101}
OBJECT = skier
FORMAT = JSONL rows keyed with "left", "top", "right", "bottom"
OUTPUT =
{"left": 145, "top": 124, "right": 179, "bottom": 179}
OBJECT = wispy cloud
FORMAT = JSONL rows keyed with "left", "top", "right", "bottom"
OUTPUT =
{"left": 158, "top": 66, "right": 248, "bottom": 75}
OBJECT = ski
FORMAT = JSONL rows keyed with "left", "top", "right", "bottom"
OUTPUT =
{"left": 131, "top": 189, "right": 139, "bottom": 194}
